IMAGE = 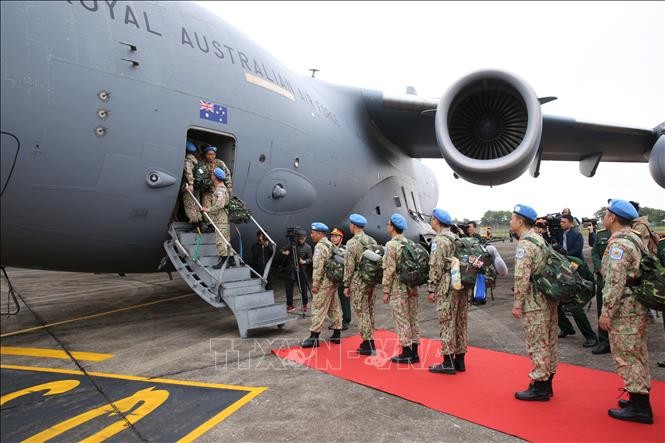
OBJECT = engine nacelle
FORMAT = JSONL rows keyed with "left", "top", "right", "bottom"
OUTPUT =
{"left": 649, "top": 134, "right": 665, "bottom": 188}
{"left": 435, "top": 70, "right": 543, "bottom": 186}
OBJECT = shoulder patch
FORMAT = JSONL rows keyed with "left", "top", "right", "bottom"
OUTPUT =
{"left": 431, "top": 241, "right": 437, "bottom": 252}
{"left": 609, "top": 244, "right": 624, "bottom": 260}
{"left": 515, "top": 247, "right": 526, "bottom": 259}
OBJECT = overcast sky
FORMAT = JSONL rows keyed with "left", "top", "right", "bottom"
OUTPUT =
{"left": 200, "top": 1, "right": 664, "bottom": 221}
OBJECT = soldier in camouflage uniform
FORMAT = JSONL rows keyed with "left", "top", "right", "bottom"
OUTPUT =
{"left": 201, "top": 145, "right": 233, "bottom": 217}
{"left": 510, "top": 204, "right": 558, "bottom": 401}
{"left": 382, "top": 213, "right": 420, "bottom": 364}
{"left": 343, "top": 214, "right": 378, "bottom": 355}
{"left": 591, "top": 226, "right": 612, "bottom": 354}
{"left": 202, "top": 168, "right": 235, "bottom": 269}
{"left": 598, "top": 199, "right": 653, "bottom": 424}
{"left": 182, "top": 141, "right": 203, "bottom": 230}
{"left": 301, "top": 222, "right": 343, "bottom": 348}
{"left": 428, "top": 208, "right": 469, "bottom": 374}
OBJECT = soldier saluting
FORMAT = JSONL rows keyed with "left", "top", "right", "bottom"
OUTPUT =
{"left": 598, "top": 199, "right": 653, "bottom": 424}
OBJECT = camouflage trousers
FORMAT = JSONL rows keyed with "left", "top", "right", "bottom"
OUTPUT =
{"left": 609, "top": 313, "right": 651, "bottom": 394}
{"left": 351, "top": 280, "right": 376, "bottom": 340}
{"left": 210, "top": 217, "right": 231, "bottom": 257}
{"left": 436, "top": 289, "right": 468, "bottom": 356}
{"left": 183, "top": 189, "right": 202, "bottom": 223}
{"left": 522, "top": 299, "right": 559, "bottom": 381}
{"left": 310, "top": 285, "right": 342, "bottom": 333}
{"left": 390, "top": 290, "right": 420, "bottom": 347}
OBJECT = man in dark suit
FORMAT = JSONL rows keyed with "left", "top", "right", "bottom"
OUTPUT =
{"left": 557, "top": 214, "right": 598, "bottom": 347}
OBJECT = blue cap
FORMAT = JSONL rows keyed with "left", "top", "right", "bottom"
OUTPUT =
{"left": 349, "top": 213, "right": 367, "bottom": 227}
{"left": 432, "top": 208, "right": 452, "bottom": 225}
{"left": 513, "top": 204, "right": 537, "bottom": 222}
{"left": 390, "top": 213, "right": 407, "bottom": 231}
{"left": 311, "top": 222, "right": 329, "bottom": 233}
{"left": 608, "top": 199, "right": 639, "bottom": 221}
{"left": 203, "top": 145, "right": 217, "bottom": 153}
{"left": 213, "top": 167, "right": 225, "bottom": 180}
{"left": 186, "top": 141, "right": 197, "bottom": 153}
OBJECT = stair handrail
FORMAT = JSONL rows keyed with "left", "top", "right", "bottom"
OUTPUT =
{"left": 250, "top": 215, "right": 278, "bottom": 284}
{"left": 185, "top": 189, "right": 267, "bottom": 284}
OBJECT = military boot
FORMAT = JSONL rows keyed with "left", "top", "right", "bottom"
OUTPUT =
{"left": 227, "top": 256, "right": 237, "bottom": 267}
{"left": 609, "top": 393, "right": 653, "bottom": 424}
{"left": 358, "top": 339, "right": 376, "bottom": 356}
{"left": 301, "top": 332, "right": 320, "bottom": 348}
{"left": 454, "top": 353, "right": 466, "bottom": 372}
{"left": 329, "top": 329, "right": 341, "bottom": 344}
{"left": 212, "top": 256, "right": 227, "bottom": 269}
{"left": 546, "top": 373, "right": 555, "bottom": 397}
{"left": 515, "top": 380, "right": 550, "bottom": 401}
{"left": 411, "top": 343, "right": 420, "bottom": 363}
{"left": 618, "top": 398, "right": 630, "bottom": 408}
{"left": 391, "top": 345, "right": 416, "bottom": 364}
{"left": 429, "top": 355, "right": 456, "bottom": 374}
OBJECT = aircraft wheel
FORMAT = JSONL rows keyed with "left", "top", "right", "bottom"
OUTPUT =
{"left": 277, "top": 323, "right": 285, "bottom": 329}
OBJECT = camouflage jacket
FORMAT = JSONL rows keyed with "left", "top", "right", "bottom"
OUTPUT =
{"left": 183, "top": 153, "right": 198, "bottom": 185}
{"left": 343, "top": 231, "right": 377, "bottom": 288}
{"left": 204, "top": 158, "right": 233, "bottom": 190}
{"left": 591, "top": 229, "right": 611, "bottom": 274}
{"left": 312, "top": 236, "right": 335, "bottom": 290}
{"left": 382, "top": 234, "right": 412, "bottom": 294}
{"left": 600, "top": 227, "right": 646, "bottom": 319}
{"left": 427, "top": 229, "right": 457, "bottom": 294}
{"left": 513, "top": 228, "right": 547, "bottom": 312}
{"left": 207, "top": 184, "right": 229, "bottom": 219}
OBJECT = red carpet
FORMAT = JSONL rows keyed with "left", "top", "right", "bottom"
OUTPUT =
{"left": 273, "top": 330, "right": 664, "bottom": 442}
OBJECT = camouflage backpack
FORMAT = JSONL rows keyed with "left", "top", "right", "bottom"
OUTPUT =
{"left": 397, "top": 239, "right": 430, "bottom": 286}
{"left": 358, "top": 242, "right": 384, "bottom": 285}
{"left": 524, "top": 237, "right": 594, "bottom": 304}
{"left": 324, "top": 245, "right": 346, "bottom": 284}
{"left": 193, "top": 164, "right": 214, "bottom": 192}
{"left": 617, "top": 234, "right": 665, "bottom": 311}
{"left": 227, "top": 196, "right": 252, "bottom": 224}
{"left": 454, "top": 237, "right": 493, "bottom": 284}
{"left": 567, "top": 256, "right": 595, "bottom": 306}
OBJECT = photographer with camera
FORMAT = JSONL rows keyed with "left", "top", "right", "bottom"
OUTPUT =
{"left": 281, "top": 228, "right": 312, "bottom": 313}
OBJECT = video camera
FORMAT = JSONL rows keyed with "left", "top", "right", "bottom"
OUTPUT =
{"left": 581, "top": 217, "right": 598, "bottom": 227}
{"left": 285, "top": 226, "right": 305, "bottom": 244}
{"left": 536, "top": 213, "right": 563, "bottom": 248}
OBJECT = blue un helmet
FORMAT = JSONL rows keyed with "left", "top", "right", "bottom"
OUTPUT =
{"left": 349, "top": 213, "right": 367, "bottom": 228}
{"left": 213, "top": 167, "right": 225, "bottom": 181}
{"left": 432, "top": 208, "right": 452, "bottom": 225}
{"left": 512, "top": 204, "right": 537, "bottom": 223}
{"left": 390, "top": 213, "right": 407, "bottom": 231}
{"left": 607, "top": 199, "right": 639, "bottom": 221}
{"left": 186, "top": 140, "right": 197, "bottom": 153}
{"left": 203, "top": 145, "right": 218, "bottom": 154}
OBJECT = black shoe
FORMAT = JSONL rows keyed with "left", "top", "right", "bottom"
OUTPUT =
{"left": 454, "top": 353, "right": 466, "bottom": 372}
{"left": 583, "top": 338, "right": 599, "bottom": 348}
{"left": 558, "top": 330, "right": 576, "bottom": 338}
{"left": 592, "top": 343, "right": 611, "bottom": 355}
{"left": 212, "top": 256, "right": 227, "bottom": 269}
{"left": 358, "top": 339, "right": 376, "bottom": 356}
{"left": 608, "top": 393, "right": 653, "bottom": 424}
{"left": 227, "top": 256, "right": 236, "bottom": 267}
{"left": 411, "top": 343, "right": 420, "bottom": 363}
{"left": 658, "top": 360, "right": 665, "bottom": 368}
{"left": 205, "top": 224, "right": 215, "bottom": 233}
{"left": 429, "top": 355, "right": 456, "bottom": 374}
{"left": 341, "top": 323, "right": 349, "bottom": 331}
{"left": 618, "top": 398, "right": 630, "bottom": 408}
{"left": 391, "top": 345, "right": 416, "bottom": 364}
{"left": 301, "top": 332, "right": 320, "bottom": 348}
{"left": 546, "top": 373, "right": 555, "bottom": 398}
{"left": 329, "top": 329, "right": 341, "bottom": 344}
{"left": 515, "top": 380, "right": 550, "bottom": 401}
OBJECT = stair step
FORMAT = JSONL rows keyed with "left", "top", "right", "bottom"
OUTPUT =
{"left": 246, "top": 303, "right": 288, "bottom": 326}
{"left": 250, "top": 314, "right": 300, "bottom": 328}
{"left": 222, "top": 282, "right": 265, "bottom": 298}
{"left": 223, "top": 290, "right": 276, "bottom": 310}
{"left": 198, "top": 255, "right": 245, "bottom": 268}
{"left": 178, "top": 232, "right": 217, "bottom": 245}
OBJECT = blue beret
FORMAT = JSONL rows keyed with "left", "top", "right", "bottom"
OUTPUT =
{"left": 186, "top": 141, "right": 197, "bottom": 153}
{"left": 311, "top": 222, "right": 329, "bottom": 233}
{"left": 608, "top": 199, "right": 639, "bottom": 221}
{"left": 432, "top": 208, "right": 452, "bottom": 225}
{"left": 203, "top": 145, "right": 217, "bottom": 153}
{"left": 390, "top": 213, "right": 407, "bottom": 231}
{"left": 213, "top": 167, "right": 225, "bottom": 180}
{"left": 349, "top": 213, "right": 367, "bottom": 227}
{"left": 513, "top": 204, "right": 537, "bottom": 222}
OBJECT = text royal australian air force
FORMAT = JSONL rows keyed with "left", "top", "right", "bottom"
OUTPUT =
{"left": 65, "top": 0, "right": 340, "bottom": 127}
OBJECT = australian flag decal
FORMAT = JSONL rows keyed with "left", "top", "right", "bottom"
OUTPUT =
{"left": 199, "top": 100, "right": 228, "bottom": 124}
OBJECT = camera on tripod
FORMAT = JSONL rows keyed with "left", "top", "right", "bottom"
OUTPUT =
{"left": 285, "top": 226, "right": 305, "bottom": 244}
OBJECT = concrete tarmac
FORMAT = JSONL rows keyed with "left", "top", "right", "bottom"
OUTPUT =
{"left": 1, "top": 241, "right": 664, "bottom": 442}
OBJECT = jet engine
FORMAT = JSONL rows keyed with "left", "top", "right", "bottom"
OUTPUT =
{"left": 435, "top": 70, "right": 543, "bottom": 186}
{"left": 649, "top": 134, "right": 665, "bottom": 188}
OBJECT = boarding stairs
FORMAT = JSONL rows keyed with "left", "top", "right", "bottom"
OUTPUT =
{"left": 163, "top": 191, "right": 297, "bottom": 337}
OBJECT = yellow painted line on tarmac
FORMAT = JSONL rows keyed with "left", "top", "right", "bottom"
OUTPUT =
{"left": 0, "top": 294, "right": 195, "bottom": 338}
{"left": 0, "top": 347, "right": 113, "bottom": 362}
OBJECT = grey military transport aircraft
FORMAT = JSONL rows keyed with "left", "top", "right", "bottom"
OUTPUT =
{"left": 1, "top": 2, "right": 664, "bottom": 335}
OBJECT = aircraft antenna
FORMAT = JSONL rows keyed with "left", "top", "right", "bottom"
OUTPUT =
{"left": 308, "top": 68, "right": 320, "bottom": 78}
